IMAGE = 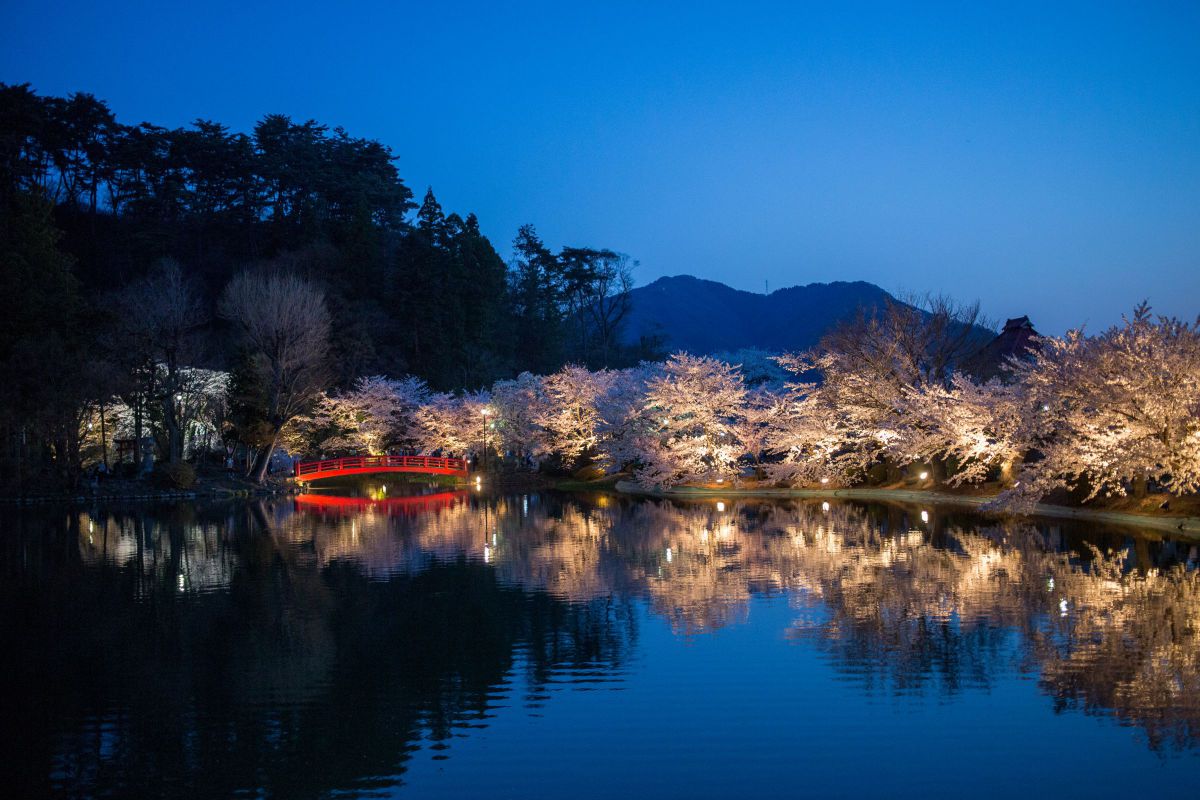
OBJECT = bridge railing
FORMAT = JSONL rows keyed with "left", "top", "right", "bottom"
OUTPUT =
{"left": 295, "top": 455, "right": 469, "bottom": 478}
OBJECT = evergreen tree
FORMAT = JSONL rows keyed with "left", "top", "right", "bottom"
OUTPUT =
{"left": 509, "top": 224, "right": 564, "bottom": 374}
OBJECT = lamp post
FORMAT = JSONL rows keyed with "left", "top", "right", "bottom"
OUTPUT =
{"left": 480, "top": 406, "right": 492, "bottom": 475}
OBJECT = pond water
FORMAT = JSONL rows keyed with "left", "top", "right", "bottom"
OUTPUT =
{"left": 2, "top": 488, "right": 1199, "bottom": 798}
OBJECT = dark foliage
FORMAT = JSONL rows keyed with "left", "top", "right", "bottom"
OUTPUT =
{"left": 0, "top": 83, "right": 644, "bottom": 490}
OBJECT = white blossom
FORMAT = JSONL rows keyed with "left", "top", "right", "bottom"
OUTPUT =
{"left": 1006, "top": 304, "right": 1200, "bottom": 501}
{"left": 634, "top": 353, "right": 747, "bottom": 488}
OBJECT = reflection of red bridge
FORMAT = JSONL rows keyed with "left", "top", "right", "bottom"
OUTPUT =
{"left": 295, "top": 491, "right": 468, "bottom": 515}
{"left": 295, "top": 455, "right": 469, "bottom": 483}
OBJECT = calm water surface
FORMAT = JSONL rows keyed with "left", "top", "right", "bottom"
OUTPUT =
{"left": 2, "top": 489, "right": 1199, "bottom": 798}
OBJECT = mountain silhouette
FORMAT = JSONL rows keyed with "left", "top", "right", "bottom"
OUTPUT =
{"left": 623, "top": 275, "right": 898, "bottom": 354}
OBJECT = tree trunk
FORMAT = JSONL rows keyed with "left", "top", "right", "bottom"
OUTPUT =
{"left": 250, "top": 431, "right": 279, "bottom": 483}
{"left": 99, "top": 400, "right": 109, "bottom": 470}
{"left": 133, "top": 398, "right": 143, "bottom": 471}
{"left": 162, "top": 395, "right": 184, "bottom": 464}
{"left": 1001, "top": 455, "right": 1022, "bottom": 488}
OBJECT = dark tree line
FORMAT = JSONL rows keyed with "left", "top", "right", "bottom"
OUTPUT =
{"left": 0, "top": 83, "right": 658, "bottom": 490}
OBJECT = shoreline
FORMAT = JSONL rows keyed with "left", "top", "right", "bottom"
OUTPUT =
{"left": 7, "top": 473, "right": 1200, "bottom": 538}
{"left": 613, "top": 481, "right": 1200, "bottom": 537}
{"left": 0, "top": 476, "right": 297, "bottom": 505}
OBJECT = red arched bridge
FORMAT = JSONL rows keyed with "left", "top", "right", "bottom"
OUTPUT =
{"left": 294, "top": 455, "right": 469, "bottom": 483}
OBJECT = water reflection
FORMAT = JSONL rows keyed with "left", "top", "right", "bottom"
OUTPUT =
{"left": 1, "top": 492, "right": 1198, "bottom": 796}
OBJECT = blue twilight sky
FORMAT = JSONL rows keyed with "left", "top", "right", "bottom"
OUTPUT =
{"left": 2, "top": 1, "right": 1198, "bottom": 334}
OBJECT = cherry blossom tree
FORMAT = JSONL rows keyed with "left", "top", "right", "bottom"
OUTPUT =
{"left": 313, "top": 375, "right": 430, "bottom": 455}
{"left": 634, "top": 353, "right": 747, "bottom": 488}
{"left": 95, "top": 367, "right": 230, "bottom": 464}
{"left": 535, "top": 364, "right": 615, "bottom": 468}
{"left": 415, "top": 389, "right": 492, "bottom": 457}
{"left": 1005, "top": 305, "right": 1200, "bottom": 502}
{"left": 595, "top": 363, "right": 660, "bottom": 472}
{"left": 174, "top": 367, "right": 231, "bottom": 459}
{"left": 767, "top": 296, "right": 992, "bottom": 486}
{"left": 734, "top": 387, "right": 779, "bottom": 475}
{"left": 765, "top": 354, "right": 882, "bottom": 486}
{"left": 895, "top": 374, "right": 1026, "bottom": 486}
{"left": 491, "top": 372, "right": 547, "bottom": 460}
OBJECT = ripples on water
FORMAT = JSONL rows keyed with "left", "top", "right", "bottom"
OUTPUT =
{"left": 1, "top": 490, "right": 1198, "bottom": 798}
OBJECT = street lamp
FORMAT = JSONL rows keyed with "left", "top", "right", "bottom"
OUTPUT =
{"left": 480, "top": 407, "right": 493, "bottom": 475}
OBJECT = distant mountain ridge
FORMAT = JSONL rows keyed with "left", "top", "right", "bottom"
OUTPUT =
{"left": 622, "top": 275, "right": 898, "bottom": 355}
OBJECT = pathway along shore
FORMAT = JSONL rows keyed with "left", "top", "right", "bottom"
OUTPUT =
{"left": 614, "top": 481, "right": 1200, "bottom": 537}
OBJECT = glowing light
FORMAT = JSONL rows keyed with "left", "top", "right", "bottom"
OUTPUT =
{"left": 1048, "top": 577, "right": 1055, "bottom": 591}
{"left": 716, "top": 501, "right": 726, "bottom": 512}
{"left": 821, "top": 501, "right": 830, "bottom": 512}
{"left": 820, "top": 477, "right": 829, "bottom": 485}
{"left": 480, "top": 407, "right": 492, "bottom": 417}
{"left": 920, "top": 510, "right": 929, "bottom": 523}
{"left": 665, "top": 547, "right": 673, "bottom": 563}
{"left": 715, "top": 478, "right": 724, "bottom": 484}
{"left": 483, "top": 545, "right": 492, "bottom": 563}
{"left": 1059, "top": 597, "right": 1068, "bottom": 616}
{"left": 919, "top": 471, "right": 929, "bottom": 480}
{"left": 492, "top": 533, "right": 497, "bottom": 546}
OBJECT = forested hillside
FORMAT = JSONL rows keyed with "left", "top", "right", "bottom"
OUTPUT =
{"left": 0, "top": 83, "right": 653, "bottom": 486}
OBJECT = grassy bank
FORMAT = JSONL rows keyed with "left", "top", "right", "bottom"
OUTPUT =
{"left": 0, "top": 471, "right": 296, "bottom": 504}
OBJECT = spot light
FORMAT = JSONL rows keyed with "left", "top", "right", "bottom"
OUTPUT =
{"left": 919, "top": 471, "right": 929, "bottom": 480}
{"left": 820, "top": 477, "right": 829, "bottom": 485}
{"left": 821, "top": 502, "right": 830, "bottom": 512}
{"left": 716, "top": 501, "right": 726, "bottom": 512}
{"left": 920, "top": 510, "right": 929, "bottom": 523}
